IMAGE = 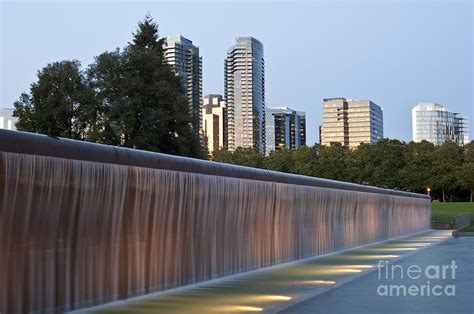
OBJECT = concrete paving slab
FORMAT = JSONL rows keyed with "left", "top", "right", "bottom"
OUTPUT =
{"left": 281, "top": 236, "right": 474, "bottom": 314}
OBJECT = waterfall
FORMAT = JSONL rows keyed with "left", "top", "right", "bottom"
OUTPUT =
{"left": 0, "top": 130, "right": 430, "bottom": 313}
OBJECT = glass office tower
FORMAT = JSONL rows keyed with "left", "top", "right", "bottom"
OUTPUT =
{"left": 265, "top": 107, "right": 306, "bottom": 155}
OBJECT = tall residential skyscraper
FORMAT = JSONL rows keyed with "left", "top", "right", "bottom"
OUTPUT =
{"left": 163, "top": 35, "right": 203, "bottom": 134}
{"left": 225, "top": 37, "right": 265, "bottom": 153}
{"left": 202, "top": 94, "right": 227, "bottom": 153}
{"left": 320, "top": 98, "right": 383, "bottom": 148}
{"left": 412, "top": 103, "right": 469, "bottom": 146}
{"left": 265, "top": 107, "right": 306, "bottom": 155}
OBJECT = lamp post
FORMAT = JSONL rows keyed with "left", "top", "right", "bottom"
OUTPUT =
{"left": 427, "top": 187, "right": 431, "bottom": 197}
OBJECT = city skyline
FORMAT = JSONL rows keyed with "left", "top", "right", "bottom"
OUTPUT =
{"left": 1, "top": 1, "right": 472, "bottom": 145}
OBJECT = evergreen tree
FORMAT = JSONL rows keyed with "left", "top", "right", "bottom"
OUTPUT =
{"left": 86, "top": 49, "right": 124, "bottom": 144}
{"left": 89, "top": 15, "right": 203, "bottom": 157}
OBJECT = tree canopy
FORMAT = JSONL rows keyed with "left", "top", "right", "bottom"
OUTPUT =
{"left": 13, "top": 60, "right": 99, "bottom": 140}
{"left": 212, "top": 140, "right": 474, "bottom": 202}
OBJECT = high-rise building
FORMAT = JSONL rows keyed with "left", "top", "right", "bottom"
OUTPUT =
{"left": 163, "top": 35, "right": 203, "bottom": 134}
{"left": 320, "top": 98, "right": 349, "bottom": 146}
{"left": 320, "top": 98, "right": 383, "bottom": 148}
{"left": 225, "top": 37, "right": 265, "bottom": 153}
{"left": 265, "top": 107, "right": 306, "bottom": 155}
{"left": 203, "top": 94, "right": 227, "bottom": 153}
{"left": 0, "top": 108, "right": 17, "bottom": 130}
{"left": 412, "top": 103, "right": 469, "bottom": 146}
{"left": 298, "top": 111, "right": 306, "bottom": 148}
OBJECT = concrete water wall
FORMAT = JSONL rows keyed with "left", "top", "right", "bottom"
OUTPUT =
{"left": 0, "top": 130, "right": 431, "bottom": 313}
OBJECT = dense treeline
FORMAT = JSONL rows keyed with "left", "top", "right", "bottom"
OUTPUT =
{"left": 13, "top": 15, "right": 204, "bottom": 158}
{"left": 212, "top": 140, "right": 474, "bottom": 202}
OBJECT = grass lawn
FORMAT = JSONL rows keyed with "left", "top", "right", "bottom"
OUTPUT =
{"left": 458, "top": 225, "right": 474, "bottom": 232}
{"left": 431, "top": 202, "right": 474, "bottom": 229}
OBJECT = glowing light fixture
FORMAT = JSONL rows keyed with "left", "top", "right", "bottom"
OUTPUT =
{"left": 306, "top": 265, "right": 373, "bottom": 276}
{"left": 370, "top": 247, "right": 417, "bottom": 252}
{"left": 403, "top": 239, "right": 439, "bottom": 242}
{"left": 305, "top": 280, "right": 336, "bottom": 285}
{"left": 394, "top": 243, "right": 430, "bottom": 247}
{"left": 348, "top": 265, "right": 374, "bottom": 268}
{"left": 250, "top": 295, "right": 292, "bottom": 302}
{"left": 337, "top": 268, "right": 362, "bottom": 273}
{"left": 344, "top": 254, "right": 399, "bottom": 259}
{"left": 217, "top": 305, "right": 264, "bottom": 312}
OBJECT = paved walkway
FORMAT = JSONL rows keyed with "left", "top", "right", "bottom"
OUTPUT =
{"left": 282, "top": 235, "right": 474, "bottom": 314}
{"left": 74, "top": 230, "right": 470, "bottom": 314}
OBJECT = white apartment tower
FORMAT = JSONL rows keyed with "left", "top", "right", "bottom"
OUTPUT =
{"left": 412, "top": 103, "right": 469, "bottom": 145}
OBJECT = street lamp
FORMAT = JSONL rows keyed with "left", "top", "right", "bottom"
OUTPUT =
{"left": 427, "top": 187, "right": 431, "bottom": 197}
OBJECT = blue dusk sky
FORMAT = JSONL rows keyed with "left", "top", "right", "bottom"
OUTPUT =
{"left": 1, "top": 0, "right": 472, "bottom": 145}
